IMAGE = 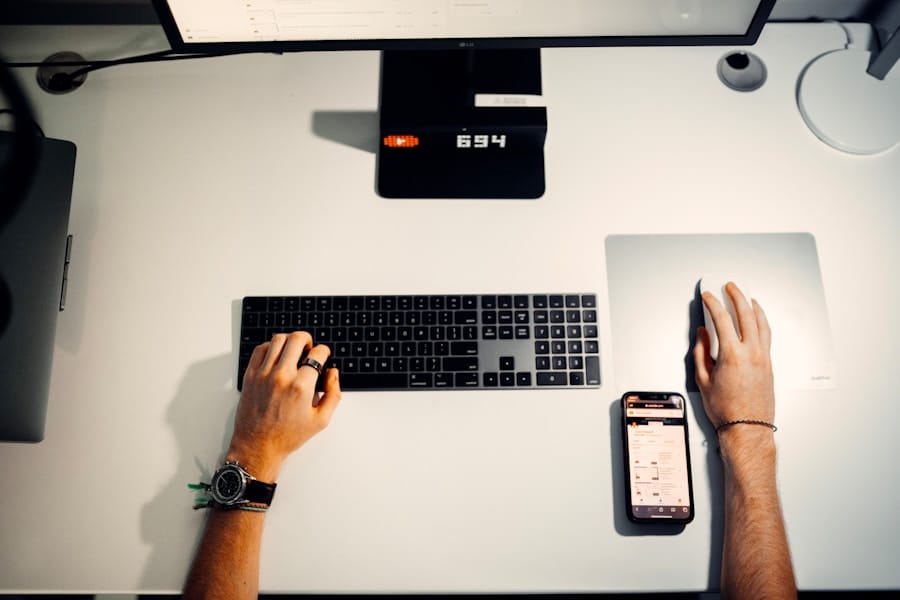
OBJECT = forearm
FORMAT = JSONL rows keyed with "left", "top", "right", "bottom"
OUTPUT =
{"left": 183, "top": 508, "right": 266, "bottom": 600}
{"left": 720, "top": 427, "right": 797, "bottom": 600}
{"left": 184, "top": 452, "right": 280, "bottom": 600}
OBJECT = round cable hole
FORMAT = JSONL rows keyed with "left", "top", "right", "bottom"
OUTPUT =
{"left": 717, "top": 51, "right": 767, "bottom": 92}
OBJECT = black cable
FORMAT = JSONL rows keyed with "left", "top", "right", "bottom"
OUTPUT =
{"left": 67, "top": 49, "right": 236, "bottom": 78}
{"left": 6, "top": 48, "right": 260, "bottom": 93}
{"left": 5, "top": 48, "right": 265, "bottom": 75}
{"left": 3, "top": 49, "right": 174, "bottom": 69}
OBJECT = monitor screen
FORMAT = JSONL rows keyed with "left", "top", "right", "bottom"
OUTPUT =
{"left": 152, "top": 0, "right": 775, "bottom": 198}
{"left": 154, "top": 0, "right": 774, "bottom": 51}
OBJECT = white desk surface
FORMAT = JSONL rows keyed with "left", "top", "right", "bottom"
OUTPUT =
{"left": 1, "top": 23, "right": 898, "bottom": 594}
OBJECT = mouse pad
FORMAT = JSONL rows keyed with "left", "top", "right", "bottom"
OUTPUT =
{"left": 605, "top": 233, "right": 835, "bottom": 394}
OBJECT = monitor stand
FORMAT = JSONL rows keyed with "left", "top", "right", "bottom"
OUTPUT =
{"left": 377, "top": 49, "right": 547, "bottom": 199}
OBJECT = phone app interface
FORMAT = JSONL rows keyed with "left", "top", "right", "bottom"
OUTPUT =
{"left": 625, "top": 395, "right": 691, "bottom": 519}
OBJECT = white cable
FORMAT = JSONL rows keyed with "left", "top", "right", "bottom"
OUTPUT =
{"left": 823, "top": 19, "right": 855, "bottom": 49}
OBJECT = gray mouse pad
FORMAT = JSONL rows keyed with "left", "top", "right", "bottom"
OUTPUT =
{"left": 605, "top": 233, "right": 835, "bottom": 394}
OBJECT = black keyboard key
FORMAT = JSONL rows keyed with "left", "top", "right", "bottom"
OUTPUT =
{"left": 451, "top": 341, "right": 478, "bottom": 355}
{"left": 410, "top": 373, "right": 433, "bottom": 387}
{"left": 455, "top": 372, "right": 479, "bottom": 387}
{"left": 537, "top": 372, "right": 568, "bottom": 386}
{"left": 435, "top": 373, "right": 453, "bottom": 387}
{"left": 455, "top": 311, "right": 478, "bottom": 324}
{"left": 241, "top": 328, "right": 266, "bottom": 344}
{"left": 585, "top": 356, "right": 601, "bottom": 385}
{"left": 243, "top": 297, "right": 267, "bottom": 312}
{"left": 443, "top": 357, "right": 479, "bottom": 371}
{"left": 339, "top": 372, "right": 409, "bottom": 390}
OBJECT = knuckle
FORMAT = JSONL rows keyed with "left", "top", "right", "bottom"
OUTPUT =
{"left": 272, "top": 369, "right": 295, "bottom": 388}
{"left": 289, "top": 377, "right": 309, "bottom": 394}
{"left": 290, "top": 330, "right": 310, "bottom": 342}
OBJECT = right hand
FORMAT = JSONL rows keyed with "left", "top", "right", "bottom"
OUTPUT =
{"left": 227, "top": 331, "right": 342, "bottom": 481}
{"left": 693, "top": 282, "right": 775, "bottom": 430}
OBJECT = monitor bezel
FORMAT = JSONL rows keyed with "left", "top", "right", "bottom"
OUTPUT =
{"left": 151, "top": 0, "right": 776, "bottom": 54}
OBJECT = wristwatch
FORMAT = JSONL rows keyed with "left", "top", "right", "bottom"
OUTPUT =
{"left": 209, "top": 461, "right": 277, "bottom": 508}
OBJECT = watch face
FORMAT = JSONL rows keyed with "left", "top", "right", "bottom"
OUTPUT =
{"left": 211, "top": 465, "right": 246, "bottom": 504}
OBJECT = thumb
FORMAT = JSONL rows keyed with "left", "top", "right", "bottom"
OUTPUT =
{"left": 693, "top": 327, "right": 714, "bottom": 389}
{"left": 314, "top": 368, "right": 342, "bottom": 426}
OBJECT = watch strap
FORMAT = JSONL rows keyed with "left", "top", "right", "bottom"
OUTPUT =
{"left": 245, "top": 479, "right": 277, "bottom": 506}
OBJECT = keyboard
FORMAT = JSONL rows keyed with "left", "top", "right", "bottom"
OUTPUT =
{"left": 238, "top": 294, "right": 601, "bottom": 391}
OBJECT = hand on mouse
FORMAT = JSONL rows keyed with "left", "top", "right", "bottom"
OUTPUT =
{"left": 227, "top": 330, "right": 341, "bottom": 481}
{"left": 693, "top": 282, "right": 775, "bottom": 432}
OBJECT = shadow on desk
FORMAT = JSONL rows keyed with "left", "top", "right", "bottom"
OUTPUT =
{"left": 311, "top": 110, "right": 379, "bottom": 155}
{"left": 139, "top": 351, "right": 239, "bottom": 589}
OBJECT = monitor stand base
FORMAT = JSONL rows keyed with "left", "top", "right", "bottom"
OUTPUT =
{"left": 378, "top": 49, "right": 547, "bottom": 199}
{"left": 797, "top": 48, "right": 900, "bottom": 155}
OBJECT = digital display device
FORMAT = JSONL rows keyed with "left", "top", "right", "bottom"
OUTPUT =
{"left": 622, "top": 391, "right": 694, "bottom": 523}
{"left": 152, "top": 1, "right": 775, "bottom": 198}
{"left": 154, "top": 1, "right": 773, "bottom": 49}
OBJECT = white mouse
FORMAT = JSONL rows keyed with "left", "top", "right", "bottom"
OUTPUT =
{"left": 699, "top": 277, "right": 754, "bottom": 361}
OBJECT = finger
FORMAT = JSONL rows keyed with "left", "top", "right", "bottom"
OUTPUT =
{"left": 248, "top": 341, "right": 270, "bottom": 371}
{"left": 296, "top": 343, "right": 332, "bottom": 391}
{"left": 315, "top": 368, "right": 342, "bottom": 420}
{"left": 753, "top": 299, "right": 772, "bottom": 351}
{"left": 726, "top": 282, "right": 759, "bottom": 347}
{"left": 693, "top": 327, "right": 714, "bottom": 388}
{"left": 277, "top": 331, "right": 314, "bottom": 372}
{"left": 701, "top": 290, "right": 740, "bottom": 348}
{"left": 261, "top": 333, "right": 289, "bottom": 372}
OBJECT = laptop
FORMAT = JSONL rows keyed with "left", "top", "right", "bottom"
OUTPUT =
{"left": 0, "top": 131, "right": 76, "bottom": 442}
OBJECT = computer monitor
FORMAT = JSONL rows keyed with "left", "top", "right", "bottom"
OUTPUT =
{"left": 152, "top": 1, "right": 775, "bottom": 198}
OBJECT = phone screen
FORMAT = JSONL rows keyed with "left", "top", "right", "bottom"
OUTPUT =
{"left": 623, "top": 392, "right": 694, "bottom": 523}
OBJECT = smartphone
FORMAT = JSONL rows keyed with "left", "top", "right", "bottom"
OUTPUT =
{"left": 622, "top": 391, "right": 694, "bottom": 524}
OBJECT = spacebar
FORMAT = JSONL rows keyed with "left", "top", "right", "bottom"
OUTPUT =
{"left": 338, "top": 373, "right": 409, "bottom": 390}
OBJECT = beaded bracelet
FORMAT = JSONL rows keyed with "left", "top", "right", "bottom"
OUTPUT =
{"left": 715, "top": 419, "right": 777, "bottom": 434}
